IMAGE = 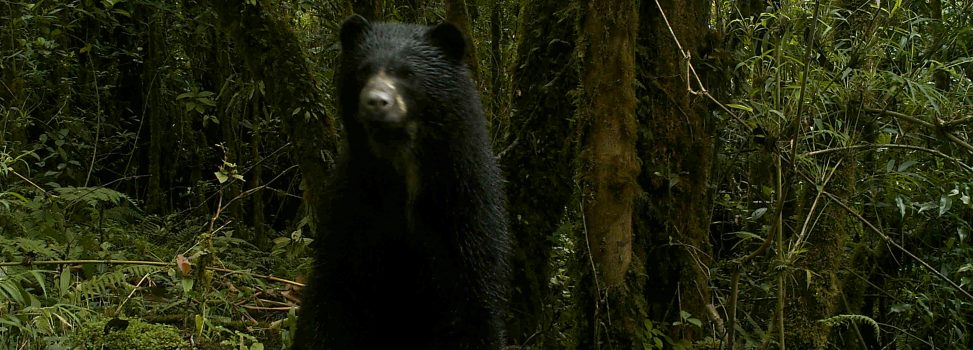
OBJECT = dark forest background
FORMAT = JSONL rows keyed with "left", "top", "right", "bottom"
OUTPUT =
{"left": 1, "top": 0, "right": 972, "bottom": 349}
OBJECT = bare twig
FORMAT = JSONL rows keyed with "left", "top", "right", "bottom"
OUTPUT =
{"left": 803, "top": 143, "right": 973, "bottom": 173}
{"left": 85, "top": 54, "right": 102, "bottom": 187}
{"left": 651, "top": 0, "right": 751, "bottom": 129}
{"left": 1, "top": 259, "right": 304, "bottom": 287}
{"left": 819, "top": 189, "right": 973, "bottom": 301}
{"left": 865, "top": 108, "right": 973, "bottom": 154}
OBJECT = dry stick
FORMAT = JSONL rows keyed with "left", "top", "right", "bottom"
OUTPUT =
{"left": 9, "top": 169, "right": 48, "bottom": 194}
{"left": 652, "top": 0, "right": 749, "bottom": 128}
{"left": 0, "top": 259, "right": 304, "bottom": 287}
{"left": 221, "top": 164, "right": 299, "bottom": 209}
{"left": 865, "top": 108, "right": 973, "bottom": 154}
{"left": 804, "top": 143, "right": 973, "bottom": 173}
{"left": 788, "top": 160, "right": 840, "bottom": 256}
{"left": 85, "top": 53, "right": 102, "bottom": 187}
{"left": 117, "top": 271, "right": 156, "bottom": 316}
{"left": 578, "top": 198, "right": 602, "bottom": 345}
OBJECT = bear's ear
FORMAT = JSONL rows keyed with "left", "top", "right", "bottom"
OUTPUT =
{"left": 340, "top": 15, "right": 371, "bottom": 50}
{"left": 426, "top": 23, "right": 466, "bottom": 62}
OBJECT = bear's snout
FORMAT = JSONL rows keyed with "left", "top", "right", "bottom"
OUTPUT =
{"left": 359, "top": 72, "right": 407, "bottom": 125}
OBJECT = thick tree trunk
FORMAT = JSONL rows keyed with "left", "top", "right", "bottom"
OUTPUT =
{"left": 636, "top": 0, "right": 717, "bottom": 342}
{"left": 205, "top": 0, "right": 338, "bottom": 244}
{"left": 145, "top": 10, "right": 168, "bottom": 213}
{"left": 501, "top": 0, "right": 579, "bottom": 346}
{"left": 575, "top": 0, "right": 640, "bottom": 347}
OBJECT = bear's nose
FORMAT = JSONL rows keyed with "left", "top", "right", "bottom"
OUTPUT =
{"left": 359, "top": 74, "right": 407, "bottom": 124}
{"left": 362, "top": 89, "right": 394, "bottom": 113}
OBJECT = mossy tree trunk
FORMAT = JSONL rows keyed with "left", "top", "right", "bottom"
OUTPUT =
{"left": 636, "top": 0, "right": 717, "bottom": 343}
{"left": 783, "top": 1, "right": 869, "bottom": 348}
{"left": 205, "top": 0, "right": 338, "bottom": 243}
{"left": 502, "top": 0, "right": 579, "bottom": 345}
{"left": 145, "top": 9, "right": 169, "bottom": 213}
{"left": 575, "top": 0, "right": 641, "bottom": 348}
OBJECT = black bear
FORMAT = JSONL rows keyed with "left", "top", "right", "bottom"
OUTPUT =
{"left": 292, "top": 15, "right": 510, "bottom": 350}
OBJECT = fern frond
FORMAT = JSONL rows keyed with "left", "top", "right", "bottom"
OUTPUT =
{"left": 78, "top": 265, "right": 164, "bottom": 298}
{"left": 819, "top": 314, "right": 880, "bottom": 337}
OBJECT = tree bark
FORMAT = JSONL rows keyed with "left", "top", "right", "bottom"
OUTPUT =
{"left": 636, "top": 0, "right": 717, "bottom": 342}
{"left": 205, "top": 0, "right": 338, "bottom": 244}
{"left": 576, "top": 0, "right": 640, "bottom": 347}
{"left": 502, "top": 0, "right": 579, "bottom": 345}
{"left": 145, "top": 9, "right": 168, "bottom": 213}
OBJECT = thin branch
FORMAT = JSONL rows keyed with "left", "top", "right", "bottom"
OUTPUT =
{"left": 85, "top": 53, "right": 102, "bottom": 187}
{"left": 9, "top": 169, "right": 48, "bottom": 194}
{"left": 651, "top": 0, "right": 751, "bottom": 129}
{"left": 819, "top": 190, "right": 973, "bottom": 302}
{"left": 789, "top": 0, "right": 822, "bottom": 171}
{"left": 865, "top": 108, "right": 935, "bottom": 128}
{"left": 803, "top": 143, "right": 973, "bottom": 173}
{"left": 0, "top": 259, "right": 304, "bottom": 287}
{"left": 788, "top": 159, "right": 840, "bottom": 256}
{"left": 865, "top": 108, "right": 973, "bottom": 154}
{"left": 943, "top": 116, "right": 972, "bottom": 128}
{"left": 221, "top": 164, "right": 299, "bottom": 209}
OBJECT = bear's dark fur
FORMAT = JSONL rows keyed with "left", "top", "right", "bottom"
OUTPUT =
{"left": 292, "top": 15, "right": 510, "bottom": 350}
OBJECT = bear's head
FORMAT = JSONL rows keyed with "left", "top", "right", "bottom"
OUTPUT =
{"left": 337, "top": 15, "right": 470, "bottom": 161}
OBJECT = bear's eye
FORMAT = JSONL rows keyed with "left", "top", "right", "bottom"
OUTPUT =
{"left": 356, "top": 64, "right": 372, "bottom": 79}
{"left": 393, "top": 66, "right": 415, "bottom": 79}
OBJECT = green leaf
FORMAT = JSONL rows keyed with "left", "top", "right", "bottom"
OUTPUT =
{"left": 215, "top": 171, "right": 229, "bottom": 184}
{"left": 59, "top": 268, "right": 71, "bottom": 297}
{"left": 727, "top": 103, "right": 753, "bottom": 112}
{"left": 917, "top": 201, "right": 937, "bottom": 214}
{"left": 939, "top": 196, "right": 952, "bottom": 216}
{"left": 890, "top": 303, "right": 912, "bottom": 313}
{"left": 182, "top": 277, "right": 195, "bottom": 294}
{"left": 749, "top": 207, "right": 768, "bottom": 220}
{"left": 897, "top": 160, "right": 918, "bottom": 172}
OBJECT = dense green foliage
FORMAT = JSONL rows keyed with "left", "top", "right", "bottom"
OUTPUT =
{"left": 0, "top": 0, "right": 971, "bottom": 348}
{"left": 71, "top": 318, "right": 190, "bottom": 350}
